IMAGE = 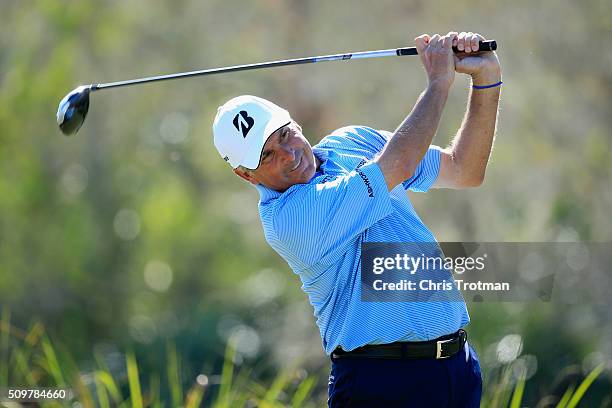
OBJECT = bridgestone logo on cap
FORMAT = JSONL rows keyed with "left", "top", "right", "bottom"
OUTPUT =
{"left": 232, "top": 111, "right": 255, "bottom": 138}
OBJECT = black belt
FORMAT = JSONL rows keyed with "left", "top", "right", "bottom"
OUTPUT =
{"left": 332, "top": 329, "right": 467, "bottom": 360}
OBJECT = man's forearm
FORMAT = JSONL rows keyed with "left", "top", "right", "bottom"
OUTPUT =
{"left": 377, "top": 83, "right": 450, "bottom": 189}
{"left": 449, "top": 72, "right": 501, "bottom": 185}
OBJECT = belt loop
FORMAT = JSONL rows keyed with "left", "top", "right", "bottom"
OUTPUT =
{"left": 401, "top": 343, "right": 406, "bottom": 359}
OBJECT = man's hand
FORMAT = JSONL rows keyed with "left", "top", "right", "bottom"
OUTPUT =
{"left": 451, "top": 32, "right": 502, "bottom": 85}
{"left": 415, "top": 32, "right": 457, "bottom": 90}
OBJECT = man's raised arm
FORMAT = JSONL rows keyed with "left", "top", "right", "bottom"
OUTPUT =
{"left": 376, "top": 32, "right": 458, "bottom": 191}
{"left": 434, "top": 32, "right": 502, "bottom": 189}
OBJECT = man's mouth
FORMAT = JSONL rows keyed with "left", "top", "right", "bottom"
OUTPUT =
{"left": 289, "top": 156, "right": 302, "bottom": 173}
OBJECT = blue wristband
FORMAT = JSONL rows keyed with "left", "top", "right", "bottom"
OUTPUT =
{"left": 472, "top": 81, "right": 503, "bottom": 89}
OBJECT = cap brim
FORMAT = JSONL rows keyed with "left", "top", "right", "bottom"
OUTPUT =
{"left": 240, "top": 113, "right": 291, "bottom": 169}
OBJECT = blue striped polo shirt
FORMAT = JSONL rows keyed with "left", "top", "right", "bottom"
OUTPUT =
{"left": 256, "top": 126, "right": 469, "bottom": 354}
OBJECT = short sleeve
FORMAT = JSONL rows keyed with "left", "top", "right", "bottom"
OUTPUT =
{"left": 272, "top": 162, "right": 394, "bottom": 266}
{"left": 402, "top": 145, "right": 441, "bottom": 192}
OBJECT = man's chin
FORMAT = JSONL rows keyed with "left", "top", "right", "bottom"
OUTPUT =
{"left": 303, "top": 159, "right": 316, "bottom": 179}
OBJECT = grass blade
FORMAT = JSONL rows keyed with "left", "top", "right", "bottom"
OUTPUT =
{"left": 291, "top": 376, "right": 316, "bottom": 408}
{"left": 147, "top": 373, "right": 160, "bottom": 407}
{"left": 487, "top": 366, "right": 513, "bottom": 408}
{"left": 246, "top": 379, "right": 267, "bottom": 399}
{"left": 12, "top": 325, "right": 41, "bottom": 385}
{"left": 510, "top": 371, "right": 526, "bottom": 408}
{"left": 215, "top": 340, "right": 237, "bottom": 408}
{"left": 126, "top": 351, "right": 143, "bottom": 408}
{"left": 14, "top": 348, "right": 36, "bottom": 386}
{"left": 0, "top": 308, "right": 10, "bottom": 386}
{"left": 566, "top": 363, "right": 605, "bottom": 408}
{"left": 185, "top": 383, "right": 206, "bottom": 408}
{"left": 25, "top": 322, "right": 44, "bottom": 346}
{"left": 263, "top": 368, "right": 292, "bottom": 403}
{"left": 96, "top": 370, "right": 123, "bottom": 404}
{"left": 41, "top": 335, "right": 65, "bottom": 386}
{"left": 74, "top": 371, "right": 96, "bottom": 408}
{"left": 167, "top": 342, "right": 183, "bottom": 407}
{"left": 555, "top": 383, "right": 575, "bottom": 408}
{"left": 95, "top": 374, "right": 111, "bottom": 408}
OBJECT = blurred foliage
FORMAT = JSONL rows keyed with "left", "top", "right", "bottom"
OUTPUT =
{"left": 0, "top": 0, "right": 611, "bottom": 405}
{"left": 0, "top": 317, "right": 605, "bottom": 407}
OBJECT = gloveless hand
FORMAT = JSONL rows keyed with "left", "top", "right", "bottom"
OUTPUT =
{"left": 415, "top": 33, "right": 457, "bottom": 89}
{"left": 451, "top": 32, "right": 501, "bottom": 84}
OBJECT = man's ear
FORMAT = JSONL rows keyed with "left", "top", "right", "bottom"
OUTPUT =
{"left": 233, "top": 167, "right": 259, "bottom": 185}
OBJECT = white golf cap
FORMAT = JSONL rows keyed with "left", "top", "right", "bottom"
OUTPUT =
{"left": 213, "top": 95, "right": 291, "bottom": 169}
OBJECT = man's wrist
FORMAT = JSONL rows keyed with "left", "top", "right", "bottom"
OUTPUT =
{"left": 471, "top": 69, "right": 502, "bottom": 87}
{"left": 426, "top": 79, "right": 452, "bottom": 94}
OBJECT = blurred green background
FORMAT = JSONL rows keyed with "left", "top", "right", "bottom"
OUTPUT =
{"left": 1, "top": 0, "right": 611, "bottom": 406}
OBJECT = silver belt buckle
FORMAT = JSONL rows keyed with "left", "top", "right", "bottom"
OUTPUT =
{"left": 436, "top": 338, "right": 453, "bottom": 359}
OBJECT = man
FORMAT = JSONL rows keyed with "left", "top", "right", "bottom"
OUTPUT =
{"left": 213, "top": 31, "right": 501, "bottom": 407}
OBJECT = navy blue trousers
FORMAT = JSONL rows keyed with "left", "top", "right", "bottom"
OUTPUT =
{"left": 328, "top": 342, "right": 482, "bottom": 407}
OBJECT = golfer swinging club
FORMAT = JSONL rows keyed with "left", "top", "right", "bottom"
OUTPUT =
{"left": 213, "top": 31, "right": 501, "bottom": 407}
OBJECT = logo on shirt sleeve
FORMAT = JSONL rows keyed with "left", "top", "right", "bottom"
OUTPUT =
{"left": 357, "top": 170, "right": 374, "bottom": 198}
{"left": 354, "top": 160, "right": 374, "bottom": 197}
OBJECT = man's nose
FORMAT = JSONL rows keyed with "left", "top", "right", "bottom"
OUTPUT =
{"left": 278, "top": 145, "right": 295, "bottom": 163}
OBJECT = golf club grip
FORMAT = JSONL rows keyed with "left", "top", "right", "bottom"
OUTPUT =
{"left": 397, "top": 40, "right": 497, "bottom": 56}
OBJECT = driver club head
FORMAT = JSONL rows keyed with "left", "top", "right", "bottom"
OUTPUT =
{"left": 57, "top": 85, "right": 91, "bottom": 136}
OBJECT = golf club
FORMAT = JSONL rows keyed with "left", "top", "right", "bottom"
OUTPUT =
{"left": 57, "top": 40, "right": 497, "bottom": 136}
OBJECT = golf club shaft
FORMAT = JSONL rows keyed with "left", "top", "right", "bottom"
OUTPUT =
{"left": 92, "top": 40, "right": 497, "bottom": 91}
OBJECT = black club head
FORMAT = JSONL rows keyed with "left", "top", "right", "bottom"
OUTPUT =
{"left": 57, "top": 85, "right": 91, "bottom": 136}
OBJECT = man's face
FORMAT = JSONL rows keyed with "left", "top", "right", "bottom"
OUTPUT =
{"left": 234, "top": 122, "right": 318, "bottom": 192}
